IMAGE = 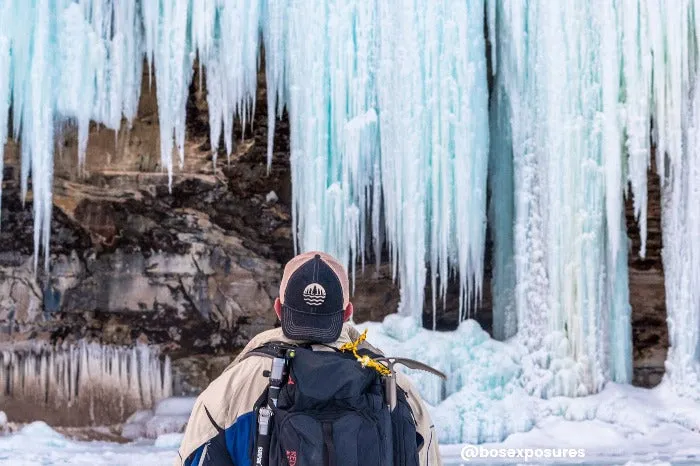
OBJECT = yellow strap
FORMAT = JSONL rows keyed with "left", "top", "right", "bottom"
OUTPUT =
{"left": 339, "top": 329, "right": 391, "bottom": 376}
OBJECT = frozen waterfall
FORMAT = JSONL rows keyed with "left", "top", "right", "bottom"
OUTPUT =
{"left": 0, "top": 0, "right": 698, "bottom": 399}
{"left": 488, "top": 0, "right": 700, "bottom": 397}
{"left": 488, "top": 1, "right": 634, "bottom": 395}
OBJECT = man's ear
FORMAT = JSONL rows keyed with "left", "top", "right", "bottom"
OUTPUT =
{"left": 343, "top": 302, "right": 354, "bottom": 322}
{"left": 274, "top": 297, "right": 282, "bottom": 320}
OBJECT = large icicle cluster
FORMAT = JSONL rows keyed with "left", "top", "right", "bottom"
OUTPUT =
{"left": 0, "top": 0, "right": 143, "bottom": 270}
{"left": 0, "top": 0, "right": 489, "bottom": 323}
{"left": 263, "top": 0, "right": 489, "bottom": 320}
{"left": 0, "top": 341, "right": 172, "bottom": 424}
{"left": 488, "top": 0, "right": 700, "bottom": 397}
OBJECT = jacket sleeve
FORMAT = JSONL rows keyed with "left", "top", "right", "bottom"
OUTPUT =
{"left": 175, "top": 357, "right": 272, "bottom": 466}
{"left": 396, "top": 372, "right": 442, "bottom": 466}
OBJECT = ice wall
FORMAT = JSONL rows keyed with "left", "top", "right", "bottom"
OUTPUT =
{"left": 662, "top": 6, "right": 700, "bottom": 398}
{"left": 0, "top": 0, "right": 698, "bottom": 400}
{"left": 0, "top": 341, "right": 172, "bottom": 424}
{"left": 488, "top": 1, "right": 634, "bottom": 395}
{"left": 488, "top": 0, "right": 700, "bottom": 397}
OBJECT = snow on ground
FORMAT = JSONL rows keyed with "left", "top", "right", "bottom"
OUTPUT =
{"left": 0, "top": 419, "right": 698, "bottom": 465}
{"left": 0, "top": 422, "right": 178, "bottom": 465}
{"left": 1, "top": 318, "right": 699, "bottom": 465}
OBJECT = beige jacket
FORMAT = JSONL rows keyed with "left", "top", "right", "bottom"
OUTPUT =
{"left": 176, "top": 324, "right": 441, "bottom": 466}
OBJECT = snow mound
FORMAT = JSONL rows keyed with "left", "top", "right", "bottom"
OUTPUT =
{"left": 154, "top": 397, "right": 196, "bottom": 416}
{"left": 154, "top": 433, "right": 184, "bottom": 449}
{"left": 122, "top": 397, "right": 194, "bottom": 440}
{"left": 356, "top": 319, "right": 700, "bottom": 449}
{"left": 0, "top": 421, "right": 175, "bottom": 465}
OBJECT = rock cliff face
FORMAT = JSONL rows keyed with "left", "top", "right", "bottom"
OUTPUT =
{"left": 0, "top": 94, "right": 285, "bottom": 359}
{"left": 0, "top": 67, "right": 669, "bottom": 424}
{"left": 0, "top": 73, "right": 293, "bottom": 416}
{"left": 626, "top": 161, "right": 668, "bottom": 388}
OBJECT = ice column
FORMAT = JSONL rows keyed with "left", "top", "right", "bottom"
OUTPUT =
{"left": 489, "top": 1, "right": 633, "bottom": 394}
{"left": 657, "top": 1, "right": 700, "bottom": 399}
{"left": 142, "top": 0, "right": 193, "bottom": 184}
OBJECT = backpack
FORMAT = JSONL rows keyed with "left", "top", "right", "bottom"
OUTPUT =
{"left": 246, "top": 342, "right": 424, "bottom": 466}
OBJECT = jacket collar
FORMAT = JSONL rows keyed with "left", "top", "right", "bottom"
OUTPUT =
{"left": 231, "top": 323, "right": 379, "bottom": 365}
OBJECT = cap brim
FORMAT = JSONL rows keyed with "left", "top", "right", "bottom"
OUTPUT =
{"left": 281, "top": 305, "right": 344, "bottom": 344}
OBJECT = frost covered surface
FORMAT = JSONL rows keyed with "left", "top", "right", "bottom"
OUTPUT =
{"left": 0, "top": 341, "right": 172, "bottom": 424}
{"left": 356, "top": 320, "right": 700, "bottom": 453}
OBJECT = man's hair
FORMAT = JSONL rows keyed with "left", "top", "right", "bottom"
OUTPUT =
{"left": 279, "top": 251, "right": 350, "bottom": 308}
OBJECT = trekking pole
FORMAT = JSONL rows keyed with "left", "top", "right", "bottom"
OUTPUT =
{"left": 255, "top": 406, "right": 272, "bottom": 466}
{"left": 255, "top": 347, "right": 293, "bottom": 466}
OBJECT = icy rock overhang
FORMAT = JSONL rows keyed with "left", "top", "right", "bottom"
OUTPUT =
{"left": 0, "top": 340, "right": 172, "bottom": 425}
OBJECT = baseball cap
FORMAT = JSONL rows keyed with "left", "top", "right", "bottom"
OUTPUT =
{"left": 279, "top": 251, "right": 350, "bottom": 343}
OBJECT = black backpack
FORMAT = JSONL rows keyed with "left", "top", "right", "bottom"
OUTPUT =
{"left": 246, "top": 342, "right": 424, "bottom": 466}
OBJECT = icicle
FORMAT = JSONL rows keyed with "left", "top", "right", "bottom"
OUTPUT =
{"left": 261, "top": 0, "right": 287, "bottom": 170}
{"left": 142, "top": 0, "right": 195, "bottom": 185}
{"left": 621, "top": 0, "right": 652, "bottom": 258}
{"left": 162, "top": 355, "right": 173, "bottom": 399}
{"left": 0, "top": 34, "right": 9, "bottom": 228}
{"left": 0, "top": 341, "right": 172, "bottom": 424}
{"left": 138, "top": 344, "right": 153, "bottom": 408}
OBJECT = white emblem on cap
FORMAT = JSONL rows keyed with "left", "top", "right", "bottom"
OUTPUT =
{"left": 303, "top": 283, "right": 326, "bottom": 306}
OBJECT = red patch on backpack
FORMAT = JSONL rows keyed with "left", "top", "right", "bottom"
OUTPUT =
{"left": 286, "top": 450, "right": 297, "bottom": 466}
{"left": 287, "top": 376, "right": 295, "bottom": 385}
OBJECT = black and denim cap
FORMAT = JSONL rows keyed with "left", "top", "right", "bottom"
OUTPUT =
{"left": 280, "top": 254, "right": 345, "bottom": 343}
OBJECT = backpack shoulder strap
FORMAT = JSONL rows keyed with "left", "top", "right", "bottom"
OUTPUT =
{"left": 239, "top": 341, "right": 307, "bottom": 361}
